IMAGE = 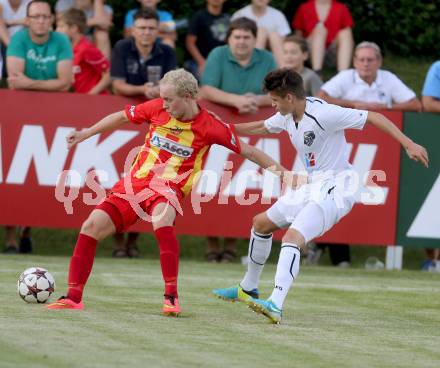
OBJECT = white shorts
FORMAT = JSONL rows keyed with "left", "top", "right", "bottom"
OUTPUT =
{"left": 266, "top": 178, "right": 355, "bottom": 243}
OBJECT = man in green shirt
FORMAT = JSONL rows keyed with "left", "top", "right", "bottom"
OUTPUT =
{"left": 6, "top": 0, "right": 72, "bottom": 90}
{"left": 200, "top": 17, "right": 277, "bottom": 114}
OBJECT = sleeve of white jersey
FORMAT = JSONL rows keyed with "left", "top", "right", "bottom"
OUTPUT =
{"left": 264, "top": 112, "right": 286, "bottom": 133}
{"left": 320, "top": 103, "right": 368, "bottom": 132}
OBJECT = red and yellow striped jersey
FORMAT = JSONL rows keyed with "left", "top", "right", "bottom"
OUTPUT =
{"left": 111, "top": 98, "right": 241, "bottom": 199}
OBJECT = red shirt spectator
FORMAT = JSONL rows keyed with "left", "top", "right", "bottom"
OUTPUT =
{"left": 293, "top": 0, "right": 353, "bottom": 48}
{"left": 73, "top": 36, "right": 109, "bottom": 94}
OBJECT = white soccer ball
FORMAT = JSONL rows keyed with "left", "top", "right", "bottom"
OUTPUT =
{"left": 17, "top": 267, "right": 55, "bottom": 303}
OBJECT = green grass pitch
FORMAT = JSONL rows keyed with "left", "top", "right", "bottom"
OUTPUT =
{"left": 1, "top": 255, "right": 439, "bottom": 368}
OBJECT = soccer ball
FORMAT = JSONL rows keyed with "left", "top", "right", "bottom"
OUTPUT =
{"left": 17, "top": 267, "right": 55, "bottom": 303}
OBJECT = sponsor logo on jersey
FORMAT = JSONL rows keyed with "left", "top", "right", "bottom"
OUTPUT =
{"left": 304, "top": 152, "right": 316, "bottom": 167}
{"left": 170, "top": 126, "right": 183, "bottom": 136}
{"left": 150, "top": 133, "right": 193, "bottom": 158}
{"left": 230, "top": 132, "right": 237, "bottom": 147}
{"left": 304, "top": 131, "right": 316, "bottom": 146}
{"left": 129, "top": 105, "right": 135, "bottom": 118}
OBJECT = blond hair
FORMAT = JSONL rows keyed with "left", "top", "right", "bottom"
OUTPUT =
{"left": 160, "top": 69, "right": 198, "bottom": 98}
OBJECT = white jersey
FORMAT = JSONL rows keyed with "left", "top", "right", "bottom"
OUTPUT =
{"left": 264, "top": 97, "right": 368, "bottom": 177}
{"left": 264, "top": 98, "right": 368, "bottom": 237}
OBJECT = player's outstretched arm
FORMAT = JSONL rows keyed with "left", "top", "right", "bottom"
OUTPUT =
{"left": 235, "top": 120, "right": 270, "bottom": 135}
{"left": 66, "top": 111, "right": 130, "bottom": 149}
{"left": 239, "top": 140, "right": 304, "bottom": 188}
{"left": 367, "top": 111, "right": 429, "bottom": 167}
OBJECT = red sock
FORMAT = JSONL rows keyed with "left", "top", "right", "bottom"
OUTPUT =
{"left": 67, "top": 233, "right": 98, "bottom": 303}
{"left": 154, "top": 226, "right": 180, "bottom": 298}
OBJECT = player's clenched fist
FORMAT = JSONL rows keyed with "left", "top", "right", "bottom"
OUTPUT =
{"left": 66, "top": 129, "right": 88, "bottom": 149}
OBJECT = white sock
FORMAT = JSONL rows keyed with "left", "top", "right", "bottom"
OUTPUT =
{"left": 269, "top": 243, "right": 301, "bottom": 309}
{"left": 240, "top": 228, "right": 272, "bottom": 291}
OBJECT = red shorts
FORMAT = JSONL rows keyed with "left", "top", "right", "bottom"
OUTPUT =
{"left": 95, "top": 192, "right": 177, "bottom": 233}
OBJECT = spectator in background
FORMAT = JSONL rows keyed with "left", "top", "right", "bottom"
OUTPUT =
{"left": 281, "top": 35, "right": 322, "bottom": 96}
{"left": 422, "top": 60, "right": 440, "bottom": 113}
{"left": 55, "top": 0, "right": 112, "bottom": 59}
{"left": 231, "top": 0, "right": 290, "bottom": 66}
{"left": 124, "top": 0, "right": 176, "bottom": 48}
{"left": 200, "top": 17, "right": 276, "bottom": 262}
{"left": 292, "top": 0, "right": 354, "bottom": 74}
{"left": 421, "top": 60, "right": 440, "bottom": 272}
{"left": 7, "top": 0, "right": 73, "bottom": 91}
{"left": 200, "top": 17, "right": 276, "bottom": 114}
{"left": 57, "top": 8, "right": 109, "bottom": 94}
{"left": 4, "top": 0, "right": 73, "bottom": 254}
{"left": 318, "top": 41, "right": 421, "bottom": 111}
{"left": 111, "top": 7, "right": 177, "bottom": 98}
{"left": 185, "top": 0, "right": 230, "bottom": 80}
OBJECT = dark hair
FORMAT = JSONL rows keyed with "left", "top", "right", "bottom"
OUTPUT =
{"left": 26, "top": 0, "right": 52, "bottom": 16}
{"left": 60, "top": 8, "right": 87, "bottom": 34}
{"left": 133, "top": 7, "right": 160, "bottom": 23}
{"left": 284, "top": 35, "right": 309, "bottom": 54}
{"left": 226, "top": 17, "right": 257, "bottom": 40}
{"left": 263, "top": 68, "right": 305, "bottom": 99}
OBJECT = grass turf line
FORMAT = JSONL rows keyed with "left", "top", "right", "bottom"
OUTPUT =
{"left": 1, "top": 255, "right": 439, "bottom": 368}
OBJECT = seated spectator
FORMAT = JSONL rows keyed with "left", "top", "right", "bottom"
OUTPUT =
{"left": 57, "top": 8, "right": 110, "bottom": 94}
{"left": 232, "top": 0, "right": 290, "bottom": 66}
{"left": 422, "top": 60, "right": 440, "bottom": 113}
{"left": 185, "top": 0, "right": 230, "bottom": 80}
{"left": 281, "top": 35, "right": 322, "bottom": 96}
{"left": 292, "top": 0, "right": 354, "bottom": 74}
{"left": 124, "top": 0, "right": 176, "bottom": 48}
{"left": 111, "top": 8, "right": 177, "bottom": 98}
{"left": 55, "top": 0, "right": 112, "bottom": 58}
{"left": 318, "top": 41, "right": 422, "bottom": 111}
{"left": 0, "top": 0, "right": 30, "bottom": 46}
{"left": 7, "top": 0, "right": 73, "bottom": 91}
{"left": 200, "top": 17, "right": 276, "bottom": 114}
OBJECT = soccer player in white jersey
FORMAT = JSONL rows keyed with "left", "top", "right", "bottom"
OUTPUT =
{"left": 213, "top": 68, "right": 429, "bottom": 324}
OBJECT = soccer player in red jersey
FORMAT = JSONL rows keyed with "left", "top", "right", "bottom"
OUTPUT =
{"left": 46, "top": 69, "right": 292, "bottom": 315}
{"left": 57, "top": 8, "right": 110, "bottom": 95}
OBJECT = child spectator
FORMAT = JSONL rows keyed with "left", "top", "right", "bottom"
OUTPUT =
{"left": 55, "top": 0, "right": 113, "bottom": 58}
{"left": 185, "top": 0, "right": 229, "bottom": 79}
{"left": 281, "top": 35, "right": 322, "bottom": 96}
{"left": 57, "top": 8, "right": 110, "bottom": 94}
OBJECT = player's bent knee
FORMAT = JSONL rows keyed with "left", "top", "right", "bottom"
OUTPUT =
{"left": 282, "top": 229, "right": 305, "bottom": 248}
{"left": 252, "top": 213, "right": 273, "bottom": 234}
{"left": 80, "top": 214, "right": 112, "bottom": 240}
